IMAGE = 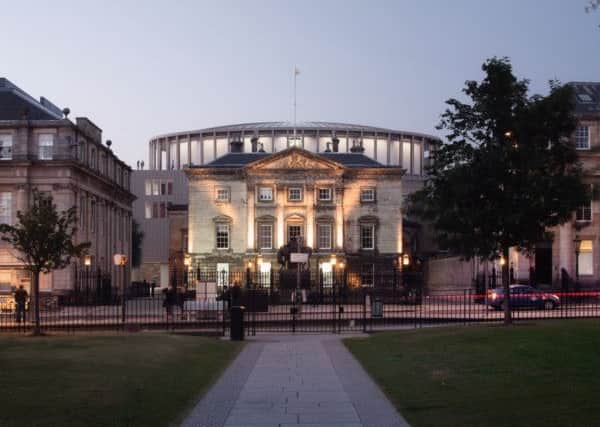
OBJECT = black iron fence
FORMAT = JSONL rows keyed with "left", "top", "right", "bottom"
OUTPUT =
{"left": 2, "top": 269, "right": 600, "bottom": 334}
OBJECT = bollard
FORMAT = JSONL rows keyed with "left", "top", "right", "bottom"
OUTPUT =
{"left": 230, "top": 305, "right": 245, "bottom": 341}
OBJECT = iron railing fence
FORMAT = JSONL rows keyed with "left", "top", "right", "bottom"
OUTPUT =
{"left": 3, "top": 269, "right": 600, "bottom": 334}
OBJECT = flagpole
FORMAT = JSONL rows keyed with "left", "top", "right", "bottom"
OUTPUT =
{"left": 293, "top": 66, "right": 297, "bottom": 142}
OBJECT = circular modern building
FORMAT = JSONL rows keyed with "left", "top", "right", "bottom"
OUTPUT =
{"left": 148, "top": 121, "right": 440, "bottom": 176}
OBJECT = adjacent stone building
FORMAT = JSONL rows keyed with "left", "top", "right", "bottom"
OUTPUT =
{"left": 0, "top": 78, "right": 134, "bottom": 296}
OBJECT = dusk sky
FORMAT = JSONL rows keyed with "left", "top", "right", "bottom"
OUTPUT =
{"left": 2, "top": 0, "right": 599, "bottom": 167}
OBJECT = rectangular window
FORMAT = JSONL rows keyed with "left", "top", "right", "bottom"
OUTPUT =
{"left": 258, "top": 187, "right": 273, "bottom": 202}
{"left": 145, "top": 180, "right": 152, "bottom": 196}
{"left": 318, "top": 187, "right": 332, "bottom": 201}
{"left": 39, "top": 134, "right": 54, "bottom": 160}
{"left": 0, "top": 192, "right": 12, "bottom": 225}
{"left": 579, "top": 240, "right": 593, "bottom": 275}
{"left": 160, "top": 181, "right": 166, "bottom": 195}
{"left": 320, "top": 262, "right": 333, "bottom": 287}
{"left": 216, "top": 188, "right": 230, "bottom": 202}
{"left": 576, "top": 186, "right": 592, "bottom": 222}
{"left": 288, "top": 137, "right": 303, "bottom": 148}
{"left": 402, "top": 141, "right": 412, "bottom": 172}
{"left": 288, "top": 187, "right": 302, "bottom": 201}
{"left": 360, "top": 188, "right": 376, "bottom": 202}
{"left": 167, "top": 182, "right": 173, "bottom": 195}
{"left": 258, "top": 224, "right": 273, "bottom": 249}
{"left": 152, "top": 202, "right": 159, "bottom": 219}
{"left": 413, "top": 144, "right": 422, "bottom": 175}
{"left": 152, "top": 180, "right": 160, "bottom": 196}
{"left": 0, "top": 134, "right": 13, "bottom": 160}
{"left": 360, "top": 224, "right": 375, "bottom": 250}
{"left": 216, "top": 224, "right": 229, "bottom": 249}
{"left": 575, "top": 126, "right": 590, "bottom": 150}
{"left": 288, "top": 224, "right": 302, "bottom": 242}
{"left": 90, "top": 148, "right": 96, "bottom": 169}
{"left": 145, "top": 202, "right": 152, "bottom": 219}
{"left": 317, "top": 223, "right": 332, "bottom": 250}
{"left": 361, "top": 264, "right": 374, "bottom": 286}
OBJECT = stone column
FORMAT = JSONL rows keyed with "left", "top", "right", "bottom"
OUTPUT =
{"left": 335, "top": 186, "right": 344, "bottom": 250}
{"left": 276, "top": 185, "right": 285, "bottom": 247}
{"left": 176, "top": 137, "right": 181, "bottom": 170}
{"left": 187, "top": 136, "right": 192, "bottom": 166}
{"left": 247, "top": 185, "right": 255, "bottom": 250}
{"left": 306, "top": 184, "right": 314, "bottom": 248}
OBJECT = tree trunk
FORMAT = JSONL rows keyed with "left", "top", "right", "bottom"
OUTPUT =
{"left": 502, "top": 247, "right": 512, "bottom": 325}
{"left": 32, "top": 270, "right": 42, "bottom": 335}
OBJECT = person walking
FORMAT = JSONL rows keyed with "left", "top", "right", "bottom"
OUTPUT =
{"left": 14, "top": 285, "right": 28, "bottom": 324}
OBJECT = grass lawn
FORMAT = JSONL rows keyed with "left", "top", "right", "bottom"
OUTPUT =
{"left": 345, "top": 320, "right": 600, "bottom": 427}
{"left": 0, "top": 333, "right": 241, "bottom": 427}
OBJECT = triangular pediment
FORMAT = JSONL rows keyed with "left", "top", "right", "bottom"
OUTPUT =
{"left": 246, "top": 148, "right": 343, "bottom": 171}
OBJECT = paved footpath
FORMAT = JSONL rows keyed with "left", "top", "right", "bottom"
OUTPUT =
{"left": 182, "top": 334, "right": 409, "bottom": 427}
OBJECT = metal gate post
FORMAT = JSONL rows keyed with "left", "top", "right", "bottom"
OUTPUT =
{"left": 362, "top": 288, "right": 367, "bottom": 333}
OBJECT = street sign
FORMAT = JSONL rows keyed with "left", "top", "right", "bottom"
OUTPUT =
{"left": 291, "top": 253, "right": 309, "bottom": 263}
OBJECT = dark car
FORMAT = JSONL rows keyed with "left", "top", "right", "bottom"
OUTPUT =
{"left": 488, "top": 285, "right": 559, "bottom": 310}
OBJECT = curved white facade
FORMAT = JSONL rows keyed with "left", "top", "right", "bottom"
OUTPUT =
{"left": 148, "top": 121, "right": 440, "bottom": 176}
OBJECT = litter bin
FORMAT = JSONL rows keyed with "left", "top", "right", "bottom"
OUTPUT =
{"left": 230, "top": 305, "right": 245, "bottom": 341}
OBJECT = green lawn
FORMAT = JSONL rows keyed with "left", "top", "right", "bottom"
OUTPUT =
{"left": 0, "top": 333, "right": 241, "bottom": 427}
{"left": 345, "top": 321, "right": 600, "bottom": 427}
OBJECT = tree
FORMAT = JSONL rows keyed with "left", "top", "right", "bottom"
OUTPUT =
{"left": 409, "top": 57, "right": 588, "bottom": 325}
{"left": 131, "top": 219, "right": 144, "bottom": 268}
{"left": 0, "top": 191, "right": 90, "bottom": 335}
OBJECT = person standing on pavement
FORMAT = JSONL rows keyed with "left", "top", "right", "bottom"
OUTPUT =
{"left": 14, "top": 285, "right": 28, "bottom": 323}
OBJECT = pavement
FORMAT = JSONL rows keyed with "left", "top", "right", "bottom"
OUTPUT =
{"left": 181, "top": 334, "right": 409, "bottom": 427}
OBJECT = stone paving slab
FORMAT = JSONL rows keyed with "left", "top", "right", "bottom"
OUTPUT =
{"left": 181, "top": 334, "right": 409, "bottom": 427}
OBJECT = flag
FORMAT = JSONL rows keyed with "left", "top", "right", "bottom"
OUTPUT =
{"left": 294, "top": 66, "right": 300, "bottom": 76}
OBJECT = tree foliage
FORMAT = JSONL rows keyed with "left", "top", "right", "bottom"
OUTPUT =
{"left": 0, "top": 190, "right": 90, "bottom": 334}
{"left": 408, "top": 58, "right": 587, "bottom": 323}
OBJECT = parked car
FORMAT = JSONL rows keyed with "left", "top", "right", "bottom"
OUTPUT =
{"left": 488, "top": 285, "right": 559, "bottom": 310}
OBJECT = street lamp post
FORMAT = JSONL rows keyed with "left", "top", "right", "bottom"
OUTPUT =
{"left": 574, "top": 236, "right": 582, "bottom": 289}
{"left": 113, "top": 254, "right": 128, "bottom": 326}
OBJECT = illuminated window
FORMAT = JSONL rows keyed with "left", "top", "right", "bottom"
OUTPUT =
{"left": 258, "top": 187, "right": 273, "bottom": 202}
{"left": 288, "top": 224, "right": 303, "bottom": 243}
{"left": 318, "top": 187, "right": 332, "bottom": 201}
{"left": 361, "top": 264, "right": 374, "bottom": 286}
{"left": 216, "top": 188, "right": 230, "bottom": 202}
{"left": 575, "top": 126, "right": 590, "bottom": 150}
{"left": 258, "top": 224, "right": 273, "bottom": 250}
{"left": 579, "top": 240, "right": 593, "bottom": 275}
{"left": 216, "top": 224, "right": 229, "bottom": 249}
{"left": 288, "top": 187, "right": 302, "bottom": 201}
{"left": 317, "top": 223, "right": 332, "bottom": 250}
{"left": 288, "top": 137, "right": 303, "bottom": 148}
{"left": 360, "top": 224, "right": 375, "bottom": 250}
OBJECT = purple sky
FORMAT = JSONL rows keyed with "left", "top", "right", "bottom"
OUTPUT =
{"left": 2, "top": 0, "right": 598, "bottom": 167}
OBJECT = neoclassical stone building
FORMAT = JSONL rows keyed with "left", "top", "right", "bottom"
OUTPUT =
{"left": 134, "top": 121, "right": 441, "bottom": 286}
{"left": 0, "top": 78, "right": 134, "bottom": 296}
{"left": 185, "top": 145, "right": 404, "bottom": 286}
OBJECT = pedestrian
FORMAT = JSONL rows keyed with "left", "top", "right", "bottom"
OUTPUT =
{"left": 150, "top": 281, "right": 156, "bottom": 297}
{"left": 14, "top": 285, "right": 28, "bottom": 324}
{"left": 163, "top": 285, "right": 175, "bottom": 320}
